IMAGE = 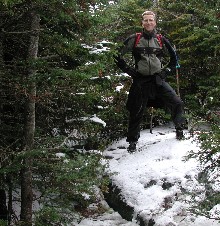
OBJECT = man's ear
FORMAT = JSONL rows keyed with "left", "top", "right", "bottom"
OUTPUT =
{"left": 140, "top": 20, "right": 143, "bottom": 26}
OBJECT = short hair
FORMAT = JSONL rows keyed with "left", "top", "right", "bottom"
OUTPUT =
{"left": 142, "top": 11, "right": 156, "bottom": 20}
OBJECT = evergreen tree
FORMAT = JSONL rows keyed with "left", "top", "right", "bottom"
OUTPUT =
{"left": 158, "top": 0, "right": 220, "bottom": 116}
{"left": 0, "top": 0, "right": 114, "bottom": 224}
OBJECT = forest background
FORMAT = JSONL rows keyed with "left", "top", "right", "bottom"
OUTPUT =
{"left": 0, "top": 0, "right": 220, "bottom": 225}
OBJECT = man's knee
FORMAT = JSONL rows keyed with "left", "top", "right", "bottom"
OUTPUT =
{"left": 174, "top": 96, "right": 184, "bottom": 108}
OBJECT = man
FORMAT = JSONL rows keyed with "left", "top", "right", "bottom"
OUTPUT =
{"left": 114, "top": 10, "right": 186, "bottom": 152}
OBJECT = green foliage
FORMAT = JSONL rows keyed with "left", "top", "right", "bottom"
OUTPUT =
{"left": 33, "top": 150, "right": 106, "bottom": 207}
{"left": 0, "top": 220, "right": 7, "bottom": 226}
{"left": 0, "top": 146, "right": 108, "bottom": 223}
{"left": 0, "top": 0, "right": 115, "bottom": 223}
{"left": 194, "top": 124, "right": 220, "bottom": 171}
{"left": 35, "top": 207, "right": 63, "bottom": 226}
{"left": 187, "top": 120, "right": 220, "bottom": 219}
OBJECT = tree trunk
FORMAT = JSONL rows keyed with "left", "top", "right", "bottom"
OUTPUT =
{"left": 7, "top": 176, "right": 13, "bottom": 225}
{"left": 0, "top": 31, "right": 3, "bottom": 64}
{"left": 0, "top": 189, "right": 8, "bottom": 221}
{"left": 20, "top": 10, "right": 40, "bottom": 225}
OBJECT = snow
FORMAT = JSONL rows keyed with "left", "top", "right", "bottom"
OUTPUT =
{"left": 74, "top": 125, "right": 220, "bottom": 226}
{"left": 67, "top": 114, "right": 106, "bottom": 127}
{"left": 89, "top": 114, "right": 106, "bottom": 127}
{"left": 55, "top": 153, "right": 66, "bottom": 158}
{"left": 116, "top": 83, "right": 124, "bottom": 92}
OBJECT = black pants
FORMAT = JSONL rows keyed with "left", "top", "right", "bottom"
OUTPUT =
{"left": 126, "top": 76, "right": 185, "bottom": 142}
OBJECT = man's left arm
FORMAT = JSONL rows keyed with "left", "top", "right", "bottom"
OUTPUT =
{"left": 162, "top": 37, "right": 178, "bottom": 69}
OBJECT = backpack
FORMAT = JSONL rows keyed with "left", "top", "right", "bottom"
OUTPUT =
{"left": 134, "top": 32, "right": 163, "bottom": 48}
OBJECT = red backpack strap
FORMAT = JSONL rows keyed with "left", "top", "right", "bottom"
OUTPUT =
{"left": 134, "top": 32, "right": 142, "bottom": 48}
{"left": 156, "top": 34, "right": 163, "bottom": 48}
{"left": 134, "top": 33, "right": 163, "bottom": 48}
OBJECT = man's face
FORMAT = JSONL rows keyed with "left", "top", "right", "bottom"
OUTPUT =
{"left": 142, "top": 14, "right": 156, "bottom": 32}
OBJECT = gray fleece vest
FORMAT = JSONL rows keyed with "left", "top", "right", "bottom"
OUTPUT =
{"left": 134, "top": 35, "right": 163, "bottom": 76}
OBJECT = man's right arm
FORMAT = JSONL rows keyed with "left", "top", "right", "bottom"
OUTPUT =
{"left": 114, "top": 35, "right": 137, "bottom": 77}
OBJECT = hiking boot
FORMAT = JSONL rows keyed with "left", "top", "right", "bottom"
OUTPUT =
{"left": 176, "top": 128, "right": 184, "bottom": 140}
{"left": 127, "top": 142, "right": 137, "bottom": 153}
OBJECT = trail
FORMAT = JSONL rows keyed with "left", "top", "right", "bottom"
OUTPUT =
{"left": 76, "top": 125, "right": 220, "bottom": 226}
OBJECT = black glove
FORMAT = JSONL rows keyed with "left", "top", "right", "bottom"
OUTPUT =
{"left": 124, "top": 67, "right": 137, "bottom": 78}
{"left": 160, "top": 67, "right": 172, "bottom": 79}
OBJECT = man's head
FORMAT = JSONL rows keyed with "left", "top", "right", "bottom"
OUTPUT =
{"left": 141, "top": 10, "right": 156, "bottom": 32}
